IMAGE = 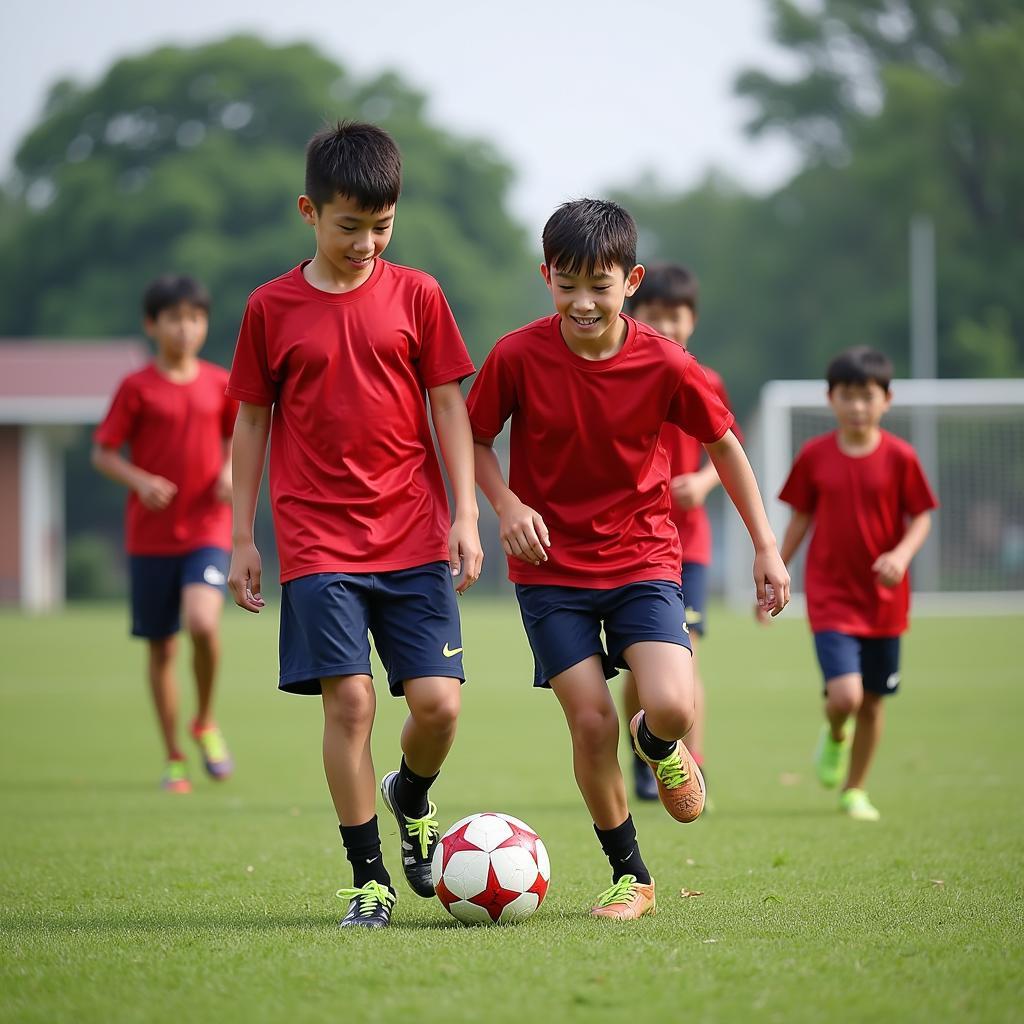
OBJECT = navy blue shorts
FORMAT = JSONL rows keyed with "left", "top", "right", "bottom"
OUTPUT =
{"left": 813, "top": 631, "right": 901, "bottom": 696}
{"left": 279, "top": 561, "right": 464, "bottom": 696}
{"left": 515, "top": 580, "right": 692, "bottom": 689}
{"left": 129, "top": 546, "right": 229, "bottom": 639}
{"left": 681, "top": 562, "right": 708, "bottom": 637}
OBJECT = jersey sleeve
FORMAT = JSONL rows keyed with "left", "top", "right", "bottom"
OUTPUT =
{"left": 665, "top": 358, "right": 734, "bottom": 443}
{"left": 221, "top": 388, "right": 240, "bottom": 439}
{"left": 227, "top": 299, "right": 276, "bottom": 406}
{"left": 93, "top": 376, "right": 141, "bottom": 449}
{"left": 414, "top": 279, "right": 476, "bottom": 388}
{"left": 779, "top": 447, "right": 816, "bottom": 513}
{"left": 900, "top": 448, "right": 939, "bottom": 516}
{"left": 466, "top": 342, "right": 517, "bottom": 441}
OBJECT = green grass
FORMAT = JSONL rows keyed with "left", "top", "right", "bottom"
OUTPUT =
{"left": 1, "top": 600, "right": 1022, "bottom": 1024}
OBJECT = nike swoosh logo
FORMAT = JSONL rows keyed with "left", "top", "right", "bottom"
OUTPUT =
{"left": 365, "top": 857, "right": 379, "bottom": 864}
{"left": 443, "top": 643, "right": 463, "bottom": 658}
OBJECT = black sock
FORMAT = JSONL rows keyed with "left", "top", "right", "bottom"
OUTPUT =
{"left": 393, "top": 756, "right": 437, "bottom": 818}
{"left": 340, "top": 816, "right": 391, "bottom": 889}
{"left": 637, "top": 713, "right": 677, "bottom": 762}
{"left": 594, "top": 815, "right": 652, "bottom": 884}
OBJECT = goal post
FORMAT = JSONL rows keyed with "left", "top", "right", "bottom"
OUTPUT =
{"left": 725, "top": 378, "right": 1024, "bottom": 615}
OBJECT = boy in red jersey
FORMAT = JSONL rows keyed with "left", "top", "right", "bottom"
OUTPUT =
{"left": 776, "top": 347, "right": 937, "bottom": 821}
{"left": 620, "top": 264, "right": 736, "bottom": 803}
{"left": 468, "top": 199, "right": 789, "bottom": 920}
{"left": 93, "top": 275, "right": 237, "bottom": 794}
{"left": 227, "top": 122, "right": 482, "bottom": 929}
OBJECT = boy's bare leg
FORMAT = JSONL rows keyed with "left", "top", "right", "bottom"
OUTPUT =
{"left": 321, "top": 674, "right": 378, "bottom": 825}
{"left": 147, "top": 636, "right": 181, "bottom": 759}
{"left": 182, "top": 583, "right": 223, "bottom": 729}
{"left": 845, "top": 692, "right": 884, "bottom": 791}
{"left": 824, "top": 674, "right": 862, "bottom": 739}
{"left": 688, "top": 635, "right": 705, "bottom": 760}
{"left": 550, "top": 656, "right": 629, "bottom": 830}
{"left": 623, "top": 641, "right": 695, "bottom": 743}
{"left": 400, "top": 676, "right": 462, "bottom": 778}
{"left": 621, "top": 670, "right": 641, "bottom": 723}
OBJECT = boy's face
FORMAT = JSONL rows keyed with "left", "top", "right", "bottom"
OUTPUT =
{"left": 828, "top": 380, "right": 892, "bottom": 434}
{"left": 298, "top": 192, "right": 395, "bottom": 280}
{"left": 630, "top": 300, "right": 696, "bottom": 349}
{"left": 144, "top": 302, "right": 208, "bottom": 361}
{"left": 541, "top": 261, "right": 644, "bottom": 349}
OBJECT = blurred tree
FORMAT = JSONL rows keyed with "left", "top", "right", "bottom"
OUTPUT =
{"left": 0, "top": 35, "right": 537, "bottom": 365}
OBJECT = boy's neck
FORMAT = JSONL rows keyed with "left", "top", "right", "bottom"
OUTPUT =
{"left": 154, "top": 351, "right": 199, "bottom": 382}
{"left": 837, "top": 424, "right": 882, "bottom": 456}
{"left": 560, "top": 315, "right": 628, "bottom": 361}
{"left": 304, "top": 251, "right": 376, "bottom": 294}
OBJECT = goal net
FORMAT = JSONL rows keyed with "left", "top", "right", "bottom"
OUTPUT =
{"left": 725, "top": 379, "right": 1024, "bottom": 615}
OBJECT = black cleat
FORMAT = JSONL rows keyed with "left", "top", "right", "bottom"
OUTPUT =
{"left": 380, "top": 770, "right": 440, "bottom": 898}
{"left": 337, "top": 881, "right": 396, "bottom": 928}
{"left": 633, "top": 753, "right": 659, "bottom": 801}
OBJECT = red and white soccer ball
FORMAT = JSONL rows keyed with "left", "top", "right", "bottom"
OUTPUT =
{"left": 431, "top": 812, "right": 550, "bottom": 925}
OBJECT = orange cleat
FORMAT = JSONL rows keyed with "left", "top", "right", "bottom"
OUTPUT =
{"left": 629, "top": 712, "right": 705, "bottom": 823}
{"left": 590, "top": 875, "right": 656, "bottom": 920}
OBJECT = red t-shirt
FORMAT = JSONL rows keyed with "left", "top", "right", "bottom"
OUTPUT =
{"left": 660, "top": 364, "right": 737, "bottom": 565}
{"left": 779, "top": 430, "right": 938, "bottom": 636}
{"left": 226, "top": 259, "right": 474, "bottom": 583}
{"left": 94, "top": 361, "right": 236, "bottom": 555}
{"left": 466, "top": 314, "right": 734, "bottom": 588}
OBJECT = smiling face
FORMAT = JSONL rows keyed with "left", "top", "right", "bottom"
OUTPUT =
{"left": 541, "top": 261, "right": 644, "bottom": 354}
{"left": 298, "top": 192, "right": 395, "bottom": 284}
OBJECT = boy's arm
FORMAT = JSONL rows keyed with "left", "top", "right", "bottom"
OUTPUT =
{"left": 778, "top": 509, "right": 813, "bottom": 566}
{"left": 473, "top": 438, "right": 550, "bottom": 566}
{"left": 227, "top": 401, "right": 270, "bottom": 613}
{"left": 671, "top": 461, "right": 721, "bottom": 510}
{"left": 873, "top": 511, "right": 932, "bottom": 588}
{"left": 91, "top": 444, "right": 177, "bottom": 510}
{"left": 215, "top": 437, "right": 233, "bottom": 504}
{"left": 704, "top": 429, "right": 790, "bottom": 615}
{"left": 428, "top": 382, "right": 483, "bottom": 594}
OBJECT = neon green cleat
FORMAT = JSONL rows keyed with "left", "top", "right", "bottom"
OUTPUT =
{"left": 814, "top": 724, "right": 850, "bottom": 789}
{"left": 839, "top": 788, "right": 881, "bottom": 821}
{"left": 161, "top": 758, "right": 191, "bottom": 794}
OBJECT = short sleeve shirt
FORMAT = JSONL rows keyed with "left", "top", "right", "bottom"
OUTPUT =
{"left": 227, "top": 259, "right": 474, "bottom": 583}
{"left": 94, "top": 361, "right": 236, "bottom": 555}
{"left": 779, "top": 430, "right": 938, "bottom": 636}
{"left": 466, "top": 314, "right": 734, "bottom": 588}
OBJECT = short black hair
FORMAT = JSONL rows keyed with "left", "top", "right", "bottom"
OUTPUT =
{"left": 305, "top": 120, "right": 402, "bottom": 212}
{"left": 542, "top": 198, "right": 637, "bottom": 278}
{"left": 826, "top": 346, "right": 894, "bottom": 392}
{"left": 627, "top": 263, "right": 699, "bottom": 315}
{"left": 142, "top": 274, "right": 210, "bottom": 320}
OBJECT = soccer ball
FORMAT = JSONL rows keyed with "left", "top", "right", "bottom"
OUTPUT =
{"left": 431, "top": 812, "right": 550, "bottom": 925}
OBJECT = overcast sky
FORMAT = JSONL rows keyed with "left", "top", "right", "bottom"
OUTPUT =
{"left": 1, "top": 0, "right": 800, "bottom": 230}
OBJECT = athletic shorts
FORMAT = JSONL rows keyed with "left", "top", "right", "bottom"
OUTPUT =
{"left": 813, "top": 631, "right": 901, "bottom": 697}
{"left": 129, "top": 546, "right": 229, "bottom": 639}
{"left": 278, "top": 561, "right": 464, "bottom": 696}
{"left": 514, "top": 579, "right": 692, "bottom": 689}
{"left": 681, "top": 562, "right": 708, "bottom": 637}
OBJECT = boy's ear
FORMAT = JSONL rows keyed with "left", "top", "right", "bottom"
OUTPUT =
{"left": 540, "top": 263, "right": 552, "bottom": 287}
{"left": 624, "top": 264, "right": 645, "bottom": 297}
{"left": 297, "top": 195, "right": 318, "bottom": 226}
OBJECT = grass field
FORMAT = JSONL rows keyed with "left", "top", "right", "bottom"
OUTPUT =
{"left": 1, "top": 600, "right": 1022, "bottom": 1024}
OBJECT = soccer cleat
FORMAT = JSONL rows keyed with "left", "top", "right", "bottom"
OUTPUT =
{"left": 629, "top": 713, "right": 705, "bottom": 823}
{"left": 380, "top": 771, "right": 440, "bottom": 898}
{"left": 839, "top": 788, "right": 881, "bottom": 822}
{"left": 632, "top": 753, "right": 659, "bottom": 801}
{"left": 161, "top": 758, "right": 192, "bottom": 794}
{"left": 336, "top": 880, "right": 396, "bottom": 928}
{"left": 590, "top": 874, "right": 657, "bottom": 920}
{"left": 190, "top": 719, "right": 234, "bottom": 781}
{"left": 814, "top": 724, "right": 850, "bottom": 789}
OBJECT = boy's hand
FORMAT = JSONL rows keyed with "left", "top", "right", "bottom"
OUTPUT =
{"left": 872, "top": 550, "right": 909, "bottom": 588}
{"left": 136, "top": 474, "right": 178, "bottom": 510}
{"left": 754, "top": 601, "right": 774, "bottom": 626}
{"left": 449, "top": 516, "right": 484, "bottom": 595}
{"left": 215, "top": 466, "right": 232, "bottom": 504}
{"left": 228, "top": 542, "right": 265, "bottom": 613}
{"left": 754, "top": 549, "right": 790, "bottom": 617}
{"left": 500, "top": 500, "right": 551, "bottom": 566}
{"left": 671, "top": 472, "right": 711, "bottom": 510}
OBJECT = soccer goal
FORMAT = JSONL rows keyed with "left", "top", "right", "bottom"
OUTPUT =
{"left": 725, "top": 378, "right": 1024, "bottom": 615}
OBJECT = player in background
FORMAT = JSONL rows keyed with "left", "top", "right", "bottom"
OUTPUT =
{"left": 227, "top": 122, "right": 482, "bottom": 929}
{"left": 93, "top": 274, "right": 237, "bottom": 794}
{"left": 468, "top": 199, "right": 789, "bottom": 920}
{"left": 774, "top": 347, "right": 937, "bottom": 821}
{"left": 621, "top": 265, "right": 737, "bottom": 803}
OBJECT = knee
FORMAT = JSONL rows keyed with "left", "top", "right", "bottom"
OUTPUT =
{"left": 149, "top": 637, "right": 177, "bottom": 666}
{"left": 186, "top": 617, "right": 218, "bottom": 647}
{"left": 571, "top": 706, "right": 618, "bottom": 754}
{"left": 323, "top": 684, "right": 375, "bottom": 735}
{"left": 411, "top": 690, "right": 461, "bottom": 735}
{"left": 828, "top": 690, "right": 862, "bottom": 719}
{"left": 860, "top": 693, "right": 883, "bottom": 718}
{"left": 646, "top": 698, "right": 694, "bottom": 742}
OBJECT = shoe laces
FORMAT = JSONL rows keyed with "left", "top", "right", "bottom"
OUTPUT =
{"left": 595, "top": 875, "right": 640, "bottom": 908}
{"left": 403, "top": 801, "right": 439, "bottom": 860}
{"left": 336, "top": 880, "right": 395, "bottom": 917}
{"left": 197, "top": 727, "right": 228, "bottom": 762}
{"left": 164, "top": 760, "right": 188, "bottom": 783}
{"left": 654, "top": 750, "right": 688, "bottom": 790}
